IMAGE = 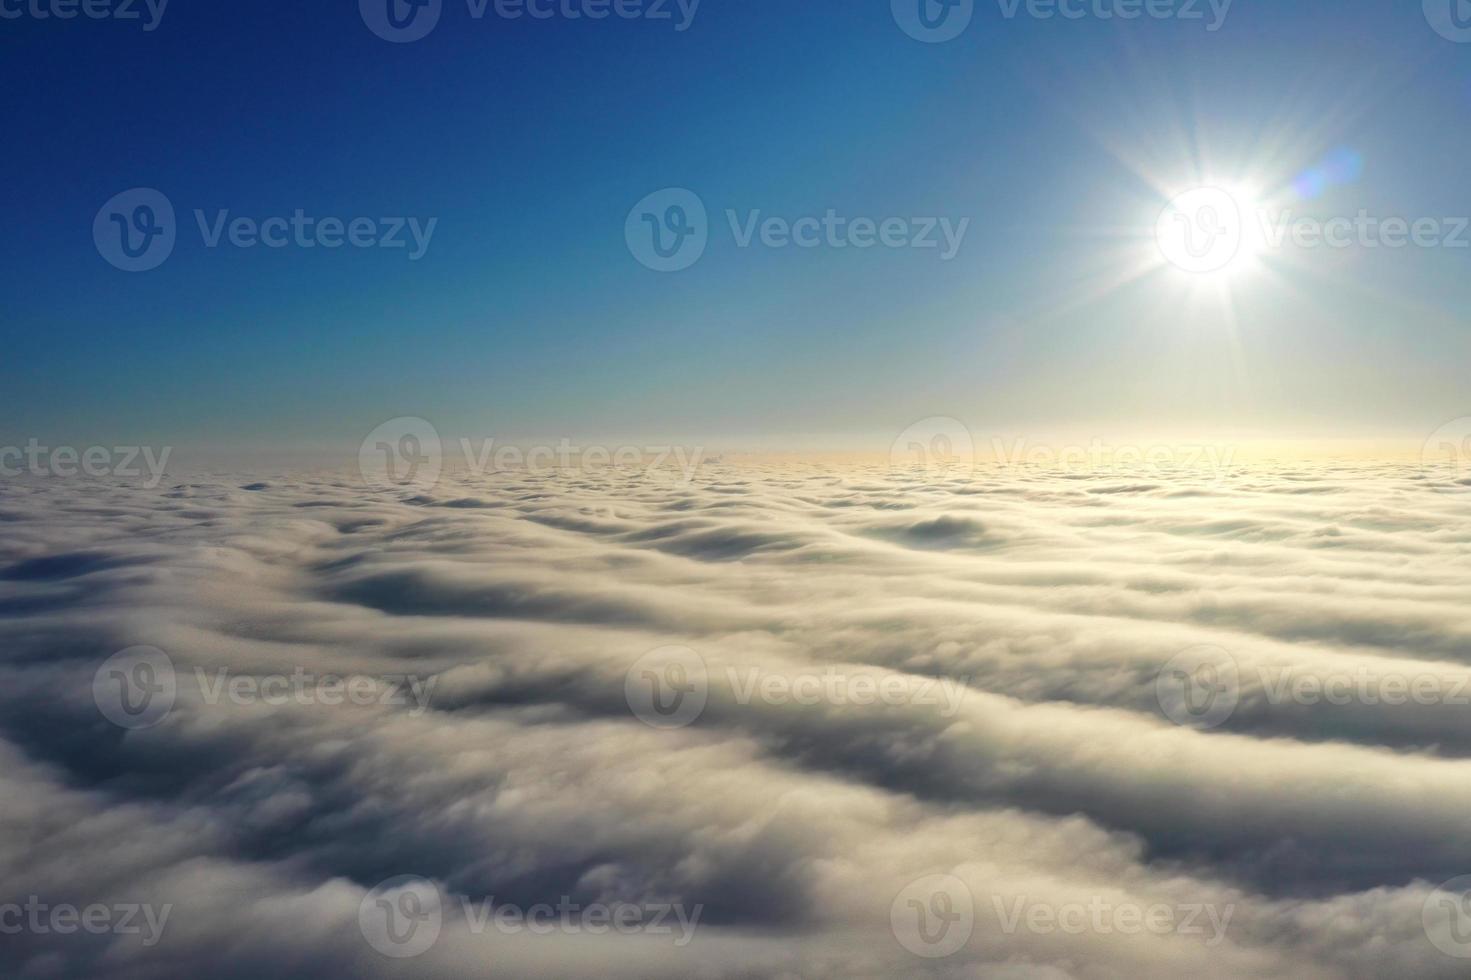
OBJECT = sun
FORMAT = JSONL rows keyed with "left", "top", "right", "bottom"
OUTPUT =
{"left": 1154, "top": 184, "right": 1266, "bottom": 281}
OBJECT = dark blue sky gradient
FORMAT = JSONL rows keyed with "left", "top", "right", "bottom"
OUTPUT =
{"left": 2, "top": 0, "right": 1468, "bottom": 449}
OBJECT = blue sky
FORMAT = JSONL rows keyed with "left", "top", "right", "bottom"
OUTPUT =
{"left": 3, "top": 0, "right": 1469, "bottom": 451}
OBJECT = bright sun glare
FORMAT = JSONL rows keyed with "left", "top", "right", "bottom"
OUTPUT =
{"left": 1155, "top": 184, "right": 1265, "bottom": 281}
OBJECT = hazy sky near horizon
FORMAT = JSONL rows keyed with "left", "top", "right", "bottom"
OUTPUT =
{"left": 3, "top": 0, "right": 1469, "bottom": 450}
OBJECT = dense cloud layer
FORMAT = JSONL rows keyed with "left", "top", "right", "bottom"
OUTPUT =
{"left": 3, "top": 459, "right": 1471, "bottom": 978}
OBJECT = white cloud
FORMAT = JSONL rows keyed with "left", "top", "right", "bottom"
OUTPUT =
{"left": 1, "top": 462, "right": 1469, "bottom": 977}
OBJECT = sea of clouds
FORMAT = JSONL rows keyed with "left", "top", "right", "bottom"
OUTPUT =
{"left": 3, "top": 458, "right": 1471, "bottom": 978}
